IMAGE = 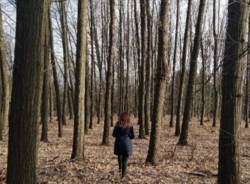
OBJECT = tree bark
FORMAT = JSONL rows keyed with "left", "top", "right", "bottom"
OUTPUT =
{"left": 200, "top": 38, "right": 205, "bottom": 126}
{"left": 218, "top": 0, "right": 248, "bottom": 183}
{"left": 49, "top": 8, "right": 63, "bottom": 138}
{"left": 0, "top": 5, "right": 10, "bottom": 141}
{"left": 178, "top": 0, "right": 206, "bottom": 145}
{"left": 144, "top": 0, "right": 151, "bottom": 136}
{"left": 71, "top": 0, "right": 88, "bottom": 160}
{"left": 138, "top": 0, "right": 147, "bottom": 139}
{"left": 102, "top": 0, "right": 115, "bottom": 145}
{"left": 59, "top": 0, "right": 70, "bottom": 125}
{"left": 170, "top": 0, "right": 180, "bottom": 128}
{"left": 146, "top": 0, "right": 169, "bottom": 165}
{"left": 89, "top": 0, "right": 95, "bottom": 130}
{"left": 175, "top": 0, "right": 192, "bottom": 136}
{"left": 245, "top": 8, "right": 250, "bottom": 129}
{"left": 7, "top": 1, "right": 48, "bottom": 183}
{"left": 41, "top": 11, "right": 50, "bottom": 142}
{"left": 133, "top": 0, "right": 141, "bottom": 118}
{"left": 212, "top": 0, "right": 218, "bottom": 127}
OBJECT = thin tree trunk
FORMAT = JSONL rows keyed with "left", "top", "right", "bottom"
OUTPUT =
{"left": 146, "top": 0, "right": 169, "bottom": 165}
{"left": 125, "top": 0, "right": 130, "bottom": 112}
{"left": 49, "top": 81, "right": 53, "bottom": 122}
{"left": 7, "top": 1, "right": 48, "bottom": 183}
{"left": 59, "top": 0, "right": 70, "bottom": 125}
{"left": 71, "top": 0, "right": 88, "bottom": 160}
{"left": 144, "top": 0, "right": 151, "bottom": 136}
{"left": 245, "top": 8, "right": 250, "bottom": 129}
{"left": 175, "top": 0, "right": 192, "bottom": 136}
{"left": 102, "top": 0, "right": 115, "bottom": 145}
{"left": 212, "top": 0, "right": 218, "bottom": 127}
{"left": 178, "top": 0, "right": 206, "bottom": 145}
{"left": 133, "top": 0, "right": 141, "bottom": 118}
{"left": 169, "top": 0, "right": 180, "bottom": 128}
{"left": 41, "top": 12, "right": 50, "bottom": 142}
{"left": 0, "top": 6, "right": 10, "bottom": 141}
{"left": 200, "top": 39, "right": 205, "bottom": 126}
{"left": 84, "top": 49, "right": 89, "bottom": 134}
{"left": 111, "top": 62, "right": 115, "bottom": 127}
{"left": 49, "top": 8, "right": 63, "bottom": 138}
{"left": 118, "top": 0, "right": 124, "bottom": 115}
{"left": 138, "top": 0, "right": 147, "bottom": 139}
{"left": 89, "top": 0, "right": 95, "bottom": 129}
{"left": 93, "top": 11, "right": 103, "bottom": 125}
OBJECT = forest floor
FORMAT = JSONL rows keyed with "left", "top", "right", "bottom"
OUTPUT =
{"left": 1, "top": 116, "right": 250, "bottom": 184}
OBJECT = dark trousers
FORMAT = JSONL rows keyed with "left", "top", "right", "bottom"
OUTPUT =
{"left": 118, "top": 155, "right": 128, "bottom": 177}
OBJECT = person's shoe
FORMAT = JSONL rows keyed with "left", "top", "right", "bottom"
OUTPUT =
{"left": 121, "top": 171, "right": 126, "bottom": 178}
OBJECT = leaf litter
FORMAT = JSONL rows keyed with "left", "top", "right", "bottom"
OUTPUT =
{"left": 0, "top": 116, "right": 250, "bottom": 184}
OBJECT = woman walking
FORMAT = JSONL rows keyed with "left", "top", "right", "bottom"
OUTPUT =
{"left": 112, "top": 112, "right": 135, "bottom": 178}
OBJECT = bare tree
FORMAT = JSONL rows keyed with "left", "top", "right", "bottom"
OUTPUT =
{"left": 102, "top": 0, "right": 115, "bottom": 145}
{"left": 146, "top": 0, "right": 169, "bottom": 165}
{"left": 71, "top": 0, "right": 88, "bottom": 160}
{"left": 178, "top": 0, "right": 206, "bottom": 145}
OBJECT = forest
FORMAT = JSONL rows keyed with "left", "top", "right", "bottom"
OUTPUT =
{"left": 0, "top": 0, "right": 250, "bottom": 183}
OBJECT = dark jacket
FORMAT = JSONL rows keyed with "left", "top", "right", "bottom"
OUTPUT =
{"left": 112, "top": 125, "right": 135, "bottom": 156}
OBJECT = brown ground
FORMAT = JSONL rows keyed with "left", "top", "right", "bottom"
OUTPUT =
{"left": 0, "top": 117, "right": 250, "bottom": 184}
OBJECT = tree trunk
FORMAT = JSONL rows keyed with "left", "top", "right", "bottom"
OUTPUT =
{"left": 125, "top": 0, "right": 130, "bottom": 112}
{"left": 118, "top": 0, "right": 125, "bottom": 114}
{"left": 102, "top": 0, "right": 115, "bottom": 145}
{"left": 200, "top": 39, "right": 205, "bottom": 126}
{"left": 169, "top": 0, "right": 180, "bottom": 128}
{"left": 93, "top": 10, "right": 103, "bottom": 125}
{"left": 178, "top": 0, "right": 206, "bottom": 145}
{"left": 49, "top": 8, "right": 63, "bottom": 138}
{"left": 175, "top": 0, "right": 192, "bottom": 136}
{"left": 84, "top": 55, "right": 89, "bottom": 134}
{"left": 146, "top": 0, "right": 169, "bottom": 165}
{"left": 89, "top": 0, "right": 95, "bottom": 129}
{"left": 71, "top": 0, "right": 88, "bottom": 160}
{"left": 7, "top": 1, "right": 48, "bottom": 183}
{"left": 245, "top": 9, "right": 250, "bottom": 129}
{"left": 111, "top": 63, "right": 115, "bottom": 127}
{"left": 59, "top": 0, "right": 70, "bottom": 125}
{"left": 144, "top": 0, "right": 151, "bottom": 136}
{"left": 0, "top": 6, "right": 10, "bottom": 141}
{"left": 49, "top": 81, "right": 53, "bottom": 122}
{"left": 138, "top": 0, "right": 147, "bottom": 139}
{"left": 212, "top": 0, "right": 218, "bottom": 127}
{"left": 41, "top": 11, "right": 50, "bottom": 142}
{"left": 133, "top": 0, "right": 141, "bottom": 118}
{"left": 218, "top": 0, "right": 248, "bottom": 183}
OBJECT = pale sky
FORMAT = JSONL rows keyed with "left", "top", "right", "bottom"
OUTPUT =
{"left": 1, "top": 0, "right": 228, "bottom": 69}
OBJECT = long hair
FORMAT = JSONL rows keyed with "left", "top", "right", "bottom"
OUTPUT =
{"left": 116, "top": 112, "right": 131, "bottom": 128}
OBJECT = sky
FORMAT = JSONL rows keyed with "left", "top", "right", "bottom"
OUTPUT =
{"left": 1, "top": 0, "right": 228, "bottom": 67}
